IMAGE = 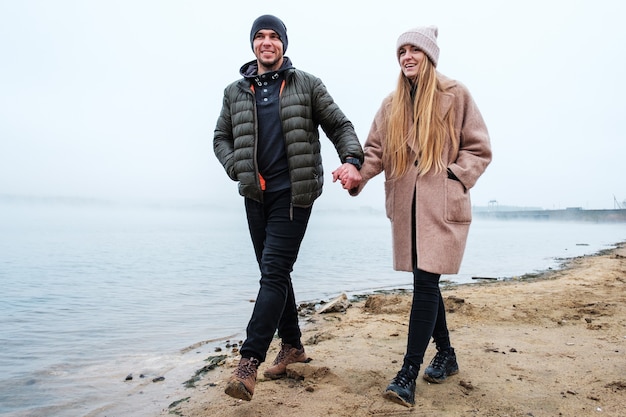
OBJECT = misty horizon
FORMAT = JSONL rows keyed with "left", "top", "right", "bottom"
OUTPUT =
{"left": 1, "top": 1, "right": 625, "bottom": 211}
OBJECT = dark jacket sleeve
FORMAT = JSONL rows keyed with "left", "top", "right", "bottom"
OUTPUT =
{"left": 311, "top": 77, "right": 363, "bottom": 163}
{"left": 213, "top": 87, "right": 237, "bottom": 181}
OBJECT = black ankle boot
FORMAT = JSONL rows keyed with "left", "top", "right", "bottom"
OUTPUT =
{"left": 383, "top": 364, "right": 418, "bottom": 407}
{"left": 423, "top": 347, "right": 459, "bottom": 383}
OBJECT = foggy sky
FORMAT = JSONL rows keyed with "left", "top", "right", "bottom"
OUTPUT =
{"left": 1, "top": 0, "right": 625, "bottom": 211}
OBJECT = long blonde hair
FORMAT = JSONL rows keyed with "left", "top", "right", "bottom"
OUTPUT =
{"left": 383, "top": 57, "right": 457, "bottom": 178}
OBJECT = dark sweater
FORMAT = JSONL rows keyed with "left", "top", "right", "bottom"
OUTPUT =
{"left": 253, "top": 70, "right": 290, "bottom": 192}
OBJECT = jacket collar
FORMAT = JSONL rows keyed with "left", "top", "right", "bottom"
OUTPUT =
{"left": 239, "top": 56, "right": 294, "bottom": 79}
{"left": 437, "top": 72, "right": 457, "bottom": 117}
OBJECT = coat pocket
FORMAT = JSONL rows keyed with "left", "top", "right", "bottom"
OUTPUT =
{"left": 445, "top": 178, "right": 472, "bottom": 224}
{"left": 384, "top": 178, "right": 396, "bottom": 221}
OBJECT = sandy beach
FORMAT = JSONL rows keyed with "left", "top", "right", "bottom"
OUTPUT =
{"left": 158, "top": 242, "right": 626, "bottom": 417}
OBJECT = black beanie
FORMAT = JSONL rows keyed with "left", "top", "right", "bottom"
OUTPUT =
{"left": 250, "top": 14, "right": 288, "bottom": 53}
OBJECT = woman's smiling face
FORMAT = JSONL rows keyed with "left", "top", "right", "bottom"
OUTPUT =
{"left": 398, "top": 44, "right": 425, "bottom": 80}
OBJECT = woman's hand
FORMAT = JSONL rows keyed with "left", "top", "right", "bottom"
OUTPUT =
{"left": 332, "top": 163, "right": 362, "bottom": 190}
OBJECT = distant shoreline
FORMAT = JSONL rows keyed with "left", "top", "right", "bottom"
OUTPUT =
{"left": 474, "top": 207, "right": 626, "bottom": 222}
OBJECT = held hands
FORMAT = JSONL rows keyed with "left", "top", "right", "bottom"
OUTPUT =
{"left": 332, "top": 163, "right": 362, "bottom": 191}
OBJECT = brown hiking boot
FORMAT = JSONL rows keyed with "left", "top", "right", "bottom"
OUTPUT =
{"left": 263, "top": 343, "right": 308, "bottom": 379}
{"left": 224, "top": 357, "right": 259, "bottom": 401}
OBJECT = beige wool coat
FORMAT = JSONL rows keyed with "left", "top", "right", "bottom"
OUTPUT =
{"left": 351, "top": 74, "right": 492, "bottom": 274}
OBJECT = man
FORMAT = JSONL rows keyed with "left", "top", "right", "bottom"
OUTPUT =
{"left": 213, "top": 14, "right": 363, "bottom": 401}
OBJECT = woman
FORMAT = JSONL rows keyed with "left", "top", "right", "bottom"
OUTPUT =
{"left": 334, "top": 25, "right": 491, "bottom": 407}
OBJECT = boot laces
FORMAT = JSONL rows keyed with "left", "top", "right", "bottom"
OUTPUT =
{"left": 431, "top": 350, "right": 451, "bottom": 368}
{"left": 273, "top": 343, "right": 293, "bottom": 365}
{"left": 234, "top": 358, "right": 259, "bottom": 379}
{"left": 393, "top": 367, "right": 415, "bottom": 388}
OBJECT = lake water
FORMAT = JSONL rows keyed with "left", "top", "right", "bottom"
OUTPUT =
{"left": 1, "top": 200, "right": 624, "bottom": 416}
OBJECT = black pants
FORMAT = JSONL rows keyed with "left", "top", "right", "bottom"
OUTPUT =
{"left": 404, "top": 267, "right": 452, "bottom": 369}
{"left": 240, "top": 189, "right": 312, "bottom": 363}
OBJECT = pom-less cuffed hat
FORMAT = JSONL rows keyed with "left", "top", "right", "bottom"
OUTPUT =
{"left": 396, "top": 25, "right": 439, "bottom": 67}
{"left": 250, "top": 14, "right": 288, "bottom": 53}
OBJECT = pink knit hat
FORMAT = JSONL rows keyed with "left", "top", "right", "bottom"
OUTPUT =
{"left": 396, "top": 26, "right": 439, "bottom": 67}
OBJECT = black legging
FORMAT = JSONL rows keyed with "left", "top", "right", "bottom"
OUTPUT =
{"left": 403, "top": 267, "right": 451, "bottom": 369}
